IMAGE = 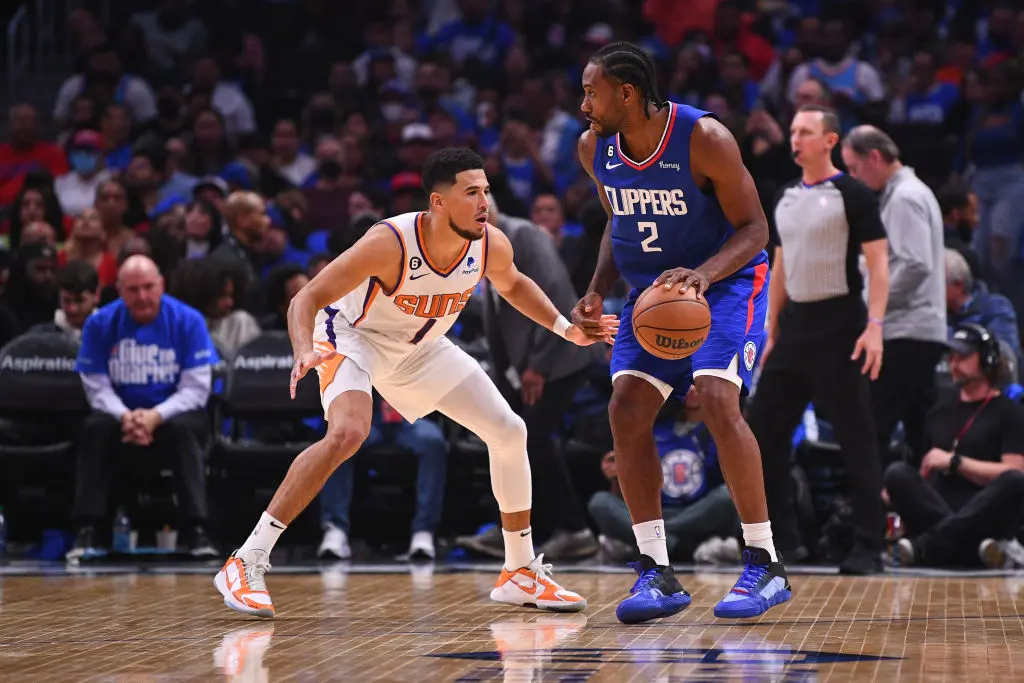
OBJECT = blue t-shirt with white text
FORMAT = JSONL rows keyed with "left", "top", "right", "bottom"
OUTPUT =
{"left": 76, "top": 295, "right": 217, "bottom": 410}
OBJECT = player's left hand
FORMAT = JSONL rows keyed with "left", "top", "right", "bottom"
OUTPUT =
{"left": 654, "top": 267, "right": 710, "bottom": 297}
{"left": 520, "top": 368, "right": 545, "bottom": 406}
{"left": 566, "top": 315, "right": 618, "bottom": 346}
{"left": 851, "top": 323, "right": 883, "bottom": 380}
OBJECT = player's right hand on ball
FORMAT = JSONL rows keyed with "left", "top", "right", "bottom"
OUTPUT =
{"left": 290, "top": 348, "right": 336, "bottom": 399}
{"left": 572, "top": 292, "right": 609, "bottom": 342}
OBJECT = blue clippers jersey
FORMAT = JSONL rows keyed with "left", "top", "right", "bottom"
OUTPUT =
{"left": 592, "top": 102, "right": 767, "bottom": 292}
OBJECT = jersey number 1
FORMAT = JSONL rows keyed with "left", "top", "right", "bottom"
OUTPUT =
{"left": 638, "top": 222, "right": 662, "bottom": 253}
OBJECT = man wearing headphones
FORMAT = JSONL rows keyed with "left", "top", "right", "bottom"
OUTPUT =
{"left": 884, "top": 324, "right": 1024, "bottom": 568}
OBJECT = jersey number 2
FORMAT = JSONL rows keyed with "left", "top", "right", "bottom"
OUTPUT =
{"left": 638, "top": 222, "right": 662, "bottom": 253}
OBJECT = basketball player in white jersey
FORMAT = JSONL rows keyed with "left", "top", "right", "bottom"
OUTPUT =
{"left": 215, "top": 148, "right": 617, "bottom": 618}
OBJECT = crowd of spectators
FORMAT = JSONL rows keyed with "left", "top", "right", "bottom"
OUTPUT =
{"left": 1, "top": 0, "right": 1024, "bottom": 568}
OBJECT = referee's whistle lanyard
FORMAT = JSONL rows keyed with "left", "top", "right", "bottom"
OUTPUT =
{"left": 951, "top": 392, "right": 996, "bottom": 454}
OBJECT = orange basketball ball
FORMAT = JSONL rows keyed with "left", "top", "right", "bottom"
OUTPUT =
{"left": 632, "top": 285, "right": 711, "bottom": 360}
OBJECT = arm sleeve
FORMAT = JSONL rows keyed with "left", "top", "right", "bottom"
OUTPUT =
{"left": 180, "top": 310, "right": 218, "bottom": 371}
{"left": 81, "top": 373, "right": 130, "bottom": 418}
{"left": 153, "top": 365, "right": 211, "bottom": 421}
{"left": 835, "top": 175, "right": 887, "bottom": 244}
{"left": 882, "top": 195, "right": 935, "bottom": 307}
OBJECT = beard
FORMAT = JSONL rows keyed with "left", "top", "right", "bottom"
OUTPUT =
{"left": 449, "top": 218, "right": 483, "bottom": 241}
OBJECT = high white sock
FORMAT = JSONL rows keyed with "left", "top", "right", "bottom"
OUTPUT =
{"left": 633, "top": 519, "right": 670, "bottom": 566}
{"left": 503, "top": 526, "right": 535, "bottom": 570}
{"left": 741, "top": 521, "right": 778, "bottom": 562}
{"left": 237, "top": 511, "right": 287, "bottom": 559}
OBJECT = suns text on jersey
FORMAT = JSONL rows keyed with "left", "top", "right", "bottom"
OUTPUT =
{"left": 392, "top": 286, "right": 475, "bottom": 318}
{"left": 603, "top": 187, "right": 688, "bottom": 217}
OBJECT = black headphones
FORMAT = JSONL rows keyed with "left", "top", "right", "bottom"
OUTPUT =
{"left": 959, "top": 323, "right": 1001, "bottom": 379}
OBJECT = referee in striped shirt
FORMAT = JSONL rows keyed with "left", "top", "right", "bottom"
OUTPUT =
{"left": 747, "top": 105, "right": 891, "bottom": 574}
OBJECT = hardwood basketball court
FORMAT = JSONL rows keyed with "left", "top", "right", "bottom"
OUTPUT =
{"left": 2, "top": 562, "right": 1022, "bottom": 681}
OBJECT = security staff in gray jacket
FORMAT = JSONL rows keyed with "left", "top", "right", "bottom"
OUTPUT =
{"left": 842, "top": 126, "right": 948, "bottom": 465}
{"left": 457, "top": 198, "right": 600, "bottom": 562}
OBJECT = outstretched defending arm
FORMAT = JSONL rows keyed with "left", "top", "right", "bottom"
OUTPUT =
{"left": 287, "top": 224, "right": 402, "bottom": 396}
{"left": 484, "top": 226, "right": 617, "bottom": 346}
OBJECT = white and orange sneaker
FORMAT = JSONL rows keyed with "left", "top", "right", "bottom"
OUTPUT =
{"left": 490, "top": 554, "right": 587, "bottom": 613}
{"left": 214, "top": 550, "right": 275, "bottom": 618}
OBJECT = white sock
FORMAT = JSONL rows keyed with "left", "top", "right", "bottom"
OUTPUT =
{"left": 633, "top": 520, "right": 670, "bottom": 566}
{"left": 741, "top": 521, "right": 778, "bottom": 562}
{"left": 237, "top": 511, "right": 287, "bottom": 559}
{"left": 502, "top": 526, "right": 535, "bottom": 570}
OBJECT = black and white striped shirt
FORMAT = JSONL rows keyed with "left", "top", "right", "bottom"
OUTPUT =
{"left": 773, "top": 173, "right": 886, "bottom": 336}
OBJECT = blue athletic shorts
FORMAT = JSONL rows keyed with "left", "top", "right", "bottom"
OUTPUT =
{"left": 610, "top": 262, "right": 770, "bottom": 399}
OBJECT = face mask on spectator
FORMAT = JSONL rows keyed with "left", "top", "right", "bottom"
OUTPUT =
{"left": 318, "top": 160, "right": 343, "bottom": 180}
{"left": 70, "top": 150, "right": 100, "bottom": 175}
{"left": 381, "top": 102, "right": 406, "bottom": 123}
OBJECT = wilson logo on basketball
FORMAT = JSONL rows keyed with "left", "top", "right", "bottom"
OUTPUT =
{"left": 655, "top": 334, "right": 705, "bottom": 350}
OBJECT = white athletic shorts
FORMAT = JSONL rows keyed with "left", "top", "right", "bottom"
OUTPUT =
{"left": 312, "top": 319, "right": 479, "bottom": 423}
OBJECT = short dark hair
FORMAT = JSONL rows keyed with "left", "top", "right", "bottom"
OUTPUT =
{"left": 56, "top": 260, "right": 99, "bottom": 294}
{"left": 797, "top": 104, "right": 841, "bottom": 136}
{"left": 937, "top": 181, "right": 972, "bottom": 217}
{"left": 421, "top": 148, "right": 484, "bottom": 193}
{"left": 589, "top": 42, "right": 663, "bottom": 118}
{"left": 132, "top": 145, "right": 167, "bottom": 173}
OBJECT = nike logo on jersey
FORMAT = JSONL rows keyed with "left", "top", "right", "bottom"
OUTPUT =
{"left": 606, "top": 161, "right": 623, "bottom": 170}
{"left": 409, "top": 273, "right": 429, "bottom": 281}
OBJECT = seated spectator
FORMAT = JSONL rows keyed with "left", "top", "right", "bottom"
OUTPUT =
{"left": 945, "top": 249, "right": 1021, "bottom": 363}
{"left": 129, "top": 0, "right": 208, "bottom": 83}
{"left": 0, "top": 243, "right": 58, "bottom": 348}
{"left": 887, "top": 49, "right": 959, "bottom": 126}
{"left": 317, "top": 395, "right": 449, "bottom": 561}
{"left": 188, "top": 108, "right": 234, "bottom": 178}
{"left": 302, "top": 136, "right": 352, "bottom": 233}
{"left": 270, "top": 119, "right": 316, "bottom": 188}
{"left": 100, "top": 104, "right": 133, "bottom": 171}
{"left": 885, "top": 324, "right": 1024, "bottom": 568}
{"left": 1, "top": 104, "right": 70, "bottom": 208}
{"left": 3, "top": 185, "right": 68, "bottom": 250}
{"left": 53, "top": 43, "right": 157, "bottom": 127}
{"left": 938, "top": 182, "right": 982, "bottom": 279}
{"left": 95, "top": 178, "right": 140, "bottom": 254}
{"left": 20, "top": 221, "right": 58, "bottom": 247}
{"left": 67, "top": 255, "right": 216, "bottom": 560}
{"left": 208, "top": 191, "right": 270, "bottom": 314}
{"left": 260, "top": 263, "right": 308, "bottom": 331}
{"left": 28, "top": 260, "right": 99, "bottom": 342}
{"left": 55, "top": 130, "right": 112, "bottom": 217}
{"left": 188, "top": 54, "right": 256, "bottom": 138}
{"left": 588, "top": 389, "right": 739, "bottom": 562}
{"left": 182, "top": 199, "right": 222, "bottom": 259}
{"left": 170, "top": 259, "right": 261, "bottom": 355}
{"left": 127, "top": 147, "right": 171, "bottom": 219}
{"left": 59, "top": 207, "right": 118, "bottom": 287}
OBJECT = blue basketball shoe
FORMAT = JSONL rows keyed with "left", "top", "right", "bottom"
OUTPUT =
{"left": 615, "top": 555, "right": 691, "bottom": 624}
{"left": 713, "top": 546, "right": 792, "bottom": 619}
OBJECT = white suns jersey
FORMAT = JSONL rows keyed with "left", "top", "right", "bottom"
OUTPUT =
{"left": 328, "top": 211, "right": 488, "bottom": 346}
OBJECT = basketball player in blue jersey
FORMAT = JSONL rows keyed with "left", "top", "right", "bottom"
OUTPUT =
{"left": 573, "top": 42, "right": 792, "bottom": 624}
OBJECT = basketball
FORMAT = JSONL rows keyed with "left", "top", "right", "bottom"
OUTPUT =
{"left": 632, "top": 284, "right": 711, "bottom": 359}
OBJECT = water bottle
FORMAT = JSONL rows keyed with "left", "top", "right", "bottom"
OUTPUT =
{"left": 0, "top": 505, "right": 7, "bottom": 560}
{"left": 113, "top": 507, "right": 132, "bottom": 553}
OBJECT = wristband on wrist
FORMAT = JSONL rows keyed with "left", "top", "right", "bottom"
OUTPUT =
{"left": 868, "top": 317, "right": 884, "bottom": 327}
{"left": 553, "top": 315, "right": 571, "bottom": 338}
